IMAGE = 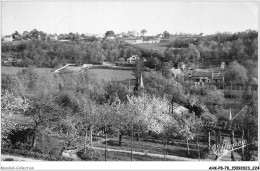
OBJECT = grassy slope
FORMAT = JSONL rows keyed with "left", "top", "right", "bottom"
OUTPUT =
{"left": 132, "top": 43, "right": 167, "bottom": 53}
{"left": 89, "top": 68, "right": 134, "bottom": 81}
{"left": 1, "top": 66, "right": 134, "bottom": 81}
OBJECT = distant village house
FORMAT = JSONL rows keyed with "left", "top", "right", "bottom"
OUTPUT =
{"left": 50, "top": 35, "right": 58, "bottom": 41}
{"left": 127, "top": 55, "right": 139, "bottom": 64}
{"left": 123, "top": 38, "right": 143, "bottom": 44}
{"left": 3, "top": 35, "right": 13, "bottom": 42}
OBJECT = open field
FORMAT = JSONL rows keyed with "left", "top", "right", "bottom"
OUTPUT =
{"left": 1, "top": 66, "right": 134, "bottom": 81}
{"left": 89, "top": 68, "right": 134, "bottom": 81}
{"left": 223, "top": 98, "right": 243, "bottom": 115}
{"left": 132, "top": 43, "right": 167, "bottom": 53}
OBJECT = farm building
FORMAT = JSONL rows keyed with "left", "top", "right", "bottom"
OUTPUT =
{"left": 127, "top": 55, "right": 140, "bottom": 64}
{"left": 188, "top": 67, "right": 224, "bottom": 85}
{"left": 210, "top": 67, "right": 224, "bottom": 83}
{"left": 190, "top": 70, "right": 212, "bottom": 85}
{"left": 3, "top": 35, "right": 13, "bottom": 42}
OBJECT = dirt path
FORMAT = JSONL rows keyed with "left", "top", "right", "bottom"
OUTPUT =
{"left": 94, "top": 147, "right": 200, "bottom": 161}
{"left": 1, "top": 137, "right": 207, "bottom": 161}
{"left": 1, "top": 154, "right": 43, "bottom": 161}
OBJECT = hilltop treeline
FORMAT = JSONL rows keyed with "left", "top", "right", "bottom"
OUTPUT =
{"left": 160, "top": 30, "right": 258, "bottom": 65}
{"left": 198, "top": 30, "right": 258, "bottom": 65}
{"left": 1, "top": 40, "right": 141, "bottom": 68}
{"left": 1, "top": 30, "right": 258, "bottom": 69}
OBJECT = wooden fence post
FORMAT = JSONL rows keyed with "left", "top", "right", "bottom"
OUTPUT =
{"left": 246, "top": 125, "right": 250, "bottom": 160}
{"left": 105, "top": 132, "right": 107, "bottom": 161}
{"left": 197, "top": 138, "right": 200, "bottom": 161}
{"left": 242, "top": 129, "right": 245, "bottom": 161}
{"left": 164, "top": 135, "right": 166, "bottom": 161}
{"left": 215, "top": 130, "right": 218, "bottom": 160}
{"left": 131, "top": 125, "right": 133, "bottom": 161}
{"left": 230, "top": 129, "right": 235, "bottom": 161}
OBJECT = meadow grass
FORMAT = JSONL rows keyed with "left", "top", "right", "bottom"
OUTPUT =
{"left": 1, "top": 66, "right": 134, "bottom": 81}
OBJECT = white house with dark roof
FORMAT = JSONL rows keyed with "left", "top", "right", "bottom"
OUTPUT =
{"left": 127, "top": 55, "right": 139, "bottom": 64}
{"left": 3, "top": 35, "right": 13, "bottom": 42}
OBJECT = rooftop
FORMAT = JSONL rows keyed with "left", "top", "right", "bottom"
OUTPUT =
{"left": 191, "top": 69, "right": 212, "bottom": 78}
{"left": 3, "top": 35, "right": 12, "bottom": 38}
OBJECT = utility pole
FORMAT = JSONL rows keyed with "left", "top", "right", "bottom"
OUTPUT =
{"left": 131, "top": 124, "right": 133, "bottom": 161}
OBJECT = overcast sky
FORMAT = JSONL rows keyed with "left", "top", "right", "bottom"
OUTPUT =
{"left": 1, "top": 1, "right": 259, "bottom": 36}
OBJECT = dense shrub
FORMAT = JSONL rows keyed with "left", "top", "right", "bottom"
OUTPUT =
{"left": 104, "top": 81, "right": 129, "bottom": 104}
{"left": 198, "top": 148, "right": 210, "bottom": 159}
{"left": 115, "top": 61, "right": 135, "bottom": 67}
{"left": 77, "top": 147, "right": 102, "bottom": 161}
{"left": 16, "top": 66, "right": 39, "bottom": 92}
{"left": 118, "top": 58, "right": 125, "bottom": 62}
{"left": 8, "top": 128, "right": 34, "bottom": 148}
{"left": 34, "top": 134, "right": 64, "bottom": 159}
{"left": 1, "top": 73, "right": 23, "bottom": 94}
{"left": 223, "top": 90, "right": 242, "bottom": 98}
{"left": 189, "top": 85, "right": 216, "bottom": 95}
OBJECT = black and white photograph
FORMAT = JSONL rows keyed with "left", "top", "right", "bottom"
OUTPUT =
{"left": 1, "top": 0, "right": 259, "bottom": 170}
